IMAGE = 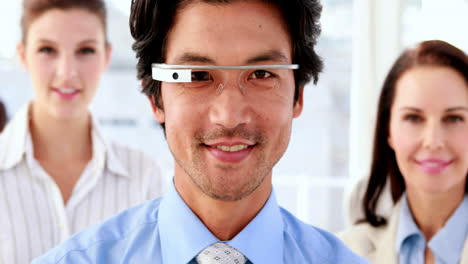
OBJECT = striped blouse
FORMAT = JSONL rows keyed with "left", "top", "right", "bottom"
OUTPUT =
{"left": 0, "top": 104, "right": 165, "bottom": 264}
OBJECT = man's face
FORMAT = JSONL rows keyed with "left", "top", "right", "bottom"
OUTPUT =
{"left": 153, "top": 0, "right": 303, "bottom": 201}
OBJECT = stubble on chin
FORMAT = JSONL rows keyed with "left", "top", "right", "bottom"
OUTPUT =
{"left": 181, "top": 126, "right": 272, "bottom": 201}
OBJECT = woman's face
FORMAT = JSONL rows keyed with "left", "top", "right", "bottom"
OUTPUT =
{"left": 18, "top": 8, "right": 111, "bottom": 120}
{"left": 388, "top": 66, "right": 468, "bottom": 196}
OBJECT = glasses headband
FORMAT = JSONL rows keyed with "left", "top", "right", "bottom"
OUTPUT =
{"left": 151, "top": 63, "right": 299, "bottom": 82}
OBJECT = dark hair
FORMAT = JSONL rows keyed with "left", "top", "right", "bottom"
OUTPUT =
{"left": 362, "top": 40, "right": 468, "bottom": 227}
{"left": 129, "top": 0, "right": 323, "bottom": 132}
{"left": 21, "top": 0, "right": 108, "bottom": 43}
{"left": 0, "top": 101, "right": 7, "bottom": 133}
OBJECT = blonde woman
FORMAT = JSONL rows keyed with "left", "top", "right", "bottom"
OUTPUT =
{"left": 0, "top": 0, "right": 164, "bottom": 263}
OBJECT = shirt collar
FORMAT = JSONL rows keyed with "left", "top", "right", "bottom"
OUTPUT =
{"left": 158, "top": 182, "right": 284, "bottom": 264}
{"left": 396, "top": 193, "right": 468, "bottom": 264}
{"left": 429, "top": 194, "right": 468, "bottom": 264}
{"left": 228, "top": 189, "right": 284, "bottom": 263}
{"left": 395, "top": 194, "right": 425, "bottom": 254}
{"left": 0, "top": 103, "right": 129, "bottom": 178}
{"left": 90, "top": 115, "right": 129, "bottom": 178}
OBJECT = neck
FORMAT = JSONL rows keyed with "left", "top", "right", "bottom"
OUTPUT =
{"left": 174, "top": 169, "right": 272, "bottom": 241}
{"left": 406, "top": 186, "right": 465, "bottom": 241}
{"left": 29, "top": 102, "right": 92, "bottom": 163}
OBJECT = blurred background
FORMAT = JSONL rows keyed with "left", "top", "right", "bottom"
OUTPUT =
{"left": 0, "top": 0, "right": 467, "bottom": 232}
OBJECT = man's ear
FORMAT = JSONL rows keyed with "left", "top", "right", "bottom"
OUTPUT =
{"left": 148, "top": 95, "right": 165, "bottom": 123}
{"left": 144, "top": 81, "right": 165, "bottom": 123}
{"left": 293, "top": 85, "right": 304, "bottom": 118}
{"left": 17, "top": 42, "right": 27, "bottom": 70}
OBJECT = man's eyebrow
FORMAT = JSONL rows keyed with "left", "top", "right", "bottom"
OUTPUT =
{"left": 172, "top": 50, "right": 290, "bottom": 65}
{"left": 173, "top": 53, "right": 215, "bottom": 64}
{"left": 245, "top": 50, "right": 290, "bottom": 64}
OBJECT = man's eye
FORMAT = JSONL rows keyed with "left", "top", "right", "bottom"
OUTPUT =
{"left": 250, "top": 70, "right": 272, "bottom": 79}
{"left": 39, "top": 47, "right": 55, "bottom": 54}
{"left": 191, "top": 71, "right": 212, "bottom": 82}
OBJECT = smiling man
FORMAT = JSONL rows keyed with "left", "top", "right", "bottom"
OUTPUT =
{"left": 33, "top": 0, "right": 367, "bottom": 263}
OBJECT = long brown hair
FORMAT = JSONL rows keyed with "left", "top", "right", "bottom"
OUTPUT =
{"left": 361, "top": 40, "right": 468, "bottom": 226}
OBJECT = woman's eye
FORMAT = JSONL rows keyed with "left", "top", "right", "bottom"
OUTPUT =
{"left": 404, "top": 114, "right": 422, "bottom": 123}
{"left": 38, "top": 47, "right": 55, "bottom": 54}
{"left": 191, "top": 71, "right": 212, "bottom": 82}
{"left": 250, "top": 70, "right": 272, "bottom": 79}
{"left": 79, "top": 47, "right": 95, "bottom": 55}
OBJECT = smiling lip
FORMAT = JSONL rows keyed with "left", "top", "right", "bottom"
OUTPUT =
{"left": 415, "top": 159, "right": 453, "bottom": 174}
{"left": 52, "top": 87, "right": 81, "bottom": 100}
{"left": 205, "top": 140, "right": 255, "bottom": 163}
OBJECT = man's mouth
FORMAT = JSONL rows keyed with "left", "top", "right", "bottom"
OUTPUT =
{"left": 203, "top": 142, "right": 256, "bottom": 163}
{"left": 213, "top": 144, "right": 250, "bottom": 152}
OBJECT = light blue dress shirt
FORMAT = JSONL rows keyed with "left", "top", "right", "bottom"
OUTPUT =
{"left": 33, "top": 182, "right": 367, "bottom": 264}
{"left": 396, "top": 194, "right": 468, "bottom": 264}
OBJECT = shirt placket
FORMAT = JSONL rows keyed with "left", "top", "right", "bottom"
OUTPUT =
{"left": 28, "top": 160, "right": 71, "bottom": 243}
{"left": 65, "top": 134, "right": 106, "bottom": 234}
{"left": 65, "top": 156, "right": 104, "bottom": 224}
{"left": 31, "top": 156, "right": 104, "bottom": 243}
{"left": 46, "top": 177, "right": 71, "bottom": 242}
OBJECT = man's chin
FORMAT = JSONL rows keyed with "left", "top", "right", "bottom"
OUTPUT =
{"left": 201, "top": 177, "right": 265, "bottom": 202}
{"left": 205, "top": 189, "right": 254, "bottom": 202}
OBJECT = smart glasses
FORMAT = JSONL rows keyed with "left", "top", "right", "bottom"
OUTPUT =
{"left": 151, "top": 63, "right": 299, "bottom": 98}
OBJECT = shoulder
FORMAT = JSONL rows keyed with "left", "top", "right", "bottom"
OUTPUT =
{"left": 0, "top": 105, "right": 24, "bottom": 146}
{"left": 32, "top": 197, "right": 163, "bottom": 264}
{"left": 107, "top": 142, "right": 166, "bottom": 193}
{"left": 105, "top": 140, "right": 164, "bottom": 187}
{"left": 337, "top": 222, "right": 383, "bottom": 257}
{"left": 91, "top": 115, "right": 161, "bottom": 175}
{"left": 337, "top": 206, "right": 402, "bottom": 263}
{"left": 0, "top": 105, "right": 30, "bottom": 171}
{"left": 280, "top": 208, "right": 369, "bottom": 263}
{"left": 0, "top": 126, "right": 9, "bottom": 155}
{"left": 107, "top": 140, "right": 160, "bottom": 169}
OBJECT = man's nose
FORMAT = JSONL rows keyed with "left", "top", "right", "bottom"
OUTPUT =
{"left": 208, "top": 79, "right": 253, "bottom": 129}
